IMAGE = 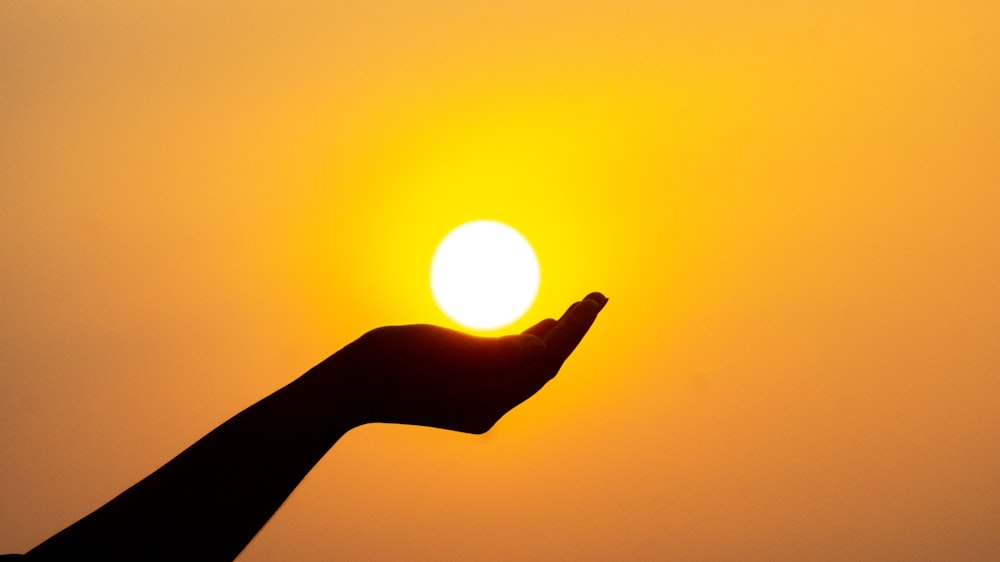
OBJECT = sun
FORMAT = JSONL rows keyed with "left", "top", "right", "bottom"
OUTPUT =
{"left": 430, "top": 220, "right": 540, "bottom": 331}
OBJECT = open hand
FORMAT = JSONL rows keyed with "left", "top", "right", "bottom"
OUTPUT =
{"left": 336, "top": 292, "right": 607, "bottom": 434}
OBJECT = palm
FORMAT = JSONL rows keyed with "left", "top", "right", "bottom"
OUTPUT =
{"left": 340, "top": 293, "right": 606, "bottom": 433}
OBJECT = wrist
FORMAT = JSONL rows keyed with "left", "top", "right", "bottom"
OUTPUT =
{"left": 292, "top": 351, "right": 372, "bottom": 433}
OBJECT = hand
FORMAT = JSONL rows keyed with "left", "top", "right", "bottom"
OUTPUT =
{"left": 335, "top": 292, "right": 608, "bottom": 434}
{"left": 16, "top": 293, "right": 606, "bottom": 561}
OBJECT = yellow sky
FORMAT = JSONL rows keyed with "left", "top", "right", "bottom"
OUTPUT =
{"left": 2, "top": 1, "right": 999, "bottom": 559}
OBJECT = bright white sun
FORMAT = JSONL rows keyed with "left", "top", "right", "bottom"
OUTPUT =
{"left": 431, "top": 220, "right": 540, "bottom": 331}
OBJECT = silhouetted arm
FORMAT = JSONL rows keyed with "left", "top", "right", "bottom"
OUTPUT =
{"left": 25, "top": 352, "right": 363, "bottom": 562}
{"left": 23, "top": 293, "right": 606, "bottom": 561}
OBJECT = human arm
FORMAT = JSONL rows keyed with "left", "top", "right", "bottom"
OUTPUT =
{"left": 23, "top": 292, "right": 607, "bottom": 561}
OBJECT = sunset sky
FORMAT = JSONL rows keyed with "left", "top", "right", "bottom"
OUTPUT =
{"left": 2, "top": 1, "right": 999, "bottom": 559}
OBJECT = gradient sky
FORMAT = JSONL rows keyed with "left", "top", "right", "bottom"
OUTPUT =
{"left": 2, "top": 1, "right": 999, "bottom": 559}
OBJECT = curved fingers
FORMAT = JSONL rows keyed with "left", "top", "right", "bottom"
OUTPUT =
{"left": 542, "top": 293, "right": 607, "bottom": 367}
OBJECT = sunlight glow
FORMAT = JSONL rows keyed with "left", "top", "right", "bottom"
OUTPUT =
{"left": 430, "top": 220, "right": 540, "bottom": 331}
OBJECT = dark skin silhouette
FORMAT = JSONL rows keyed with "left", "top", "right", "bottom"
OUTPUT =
{"left": 8, "top": 292, "right": 607, "bottom": 561}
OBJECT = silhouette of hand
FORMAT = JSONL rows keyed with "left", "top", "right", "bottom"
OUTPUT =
{"left": 16, "top": 293, "right": 607, "bottom": 561}
{"left": 335, "top": 292, "right": 607, "bottom": 434}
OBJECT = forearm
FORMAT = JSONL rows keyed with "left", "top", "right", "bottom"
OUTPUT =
{"left": 20, "top": 293, "right": 606, "bottom": 560}
{"left": 27, "top": 354, "right": 362, "bottom": 562}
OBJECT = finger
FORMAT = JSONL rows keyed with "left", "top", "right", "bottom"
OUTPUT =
{"left": 522, "top": 318, "right": 558, "bottom": 338}
{"left": 399, "top": 326, "right": 544, "bottom": 371}
{"left": 437, "top": 331, "right": 547, "bottom": 373}
{"left": 490, "top": 334, "right": 547, "bottom": 371}
{"left": 542, "top": 293, "right": 607, "bottom": 366}
{"left": 558, "top": 301, "right": 580, "bottom": 321}
{"left": 479, "top": 293, "right": 607, "bottom": 418}
{"left": 516, "top": 296, "right": 595, "bottom": 352}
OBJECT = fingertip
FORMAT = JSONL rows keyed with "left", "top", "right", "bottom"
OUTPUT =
{"left": 583, "top": 292, "right": 608, "bottom": 310}
{"left": 523, "top": 317, "right": 558, "bottom": 338}
{"left": 574, "top": 299, "right": 602, "bottom": 326}
{"left": 542, "top": 298, "right": 601, "bottom": 359}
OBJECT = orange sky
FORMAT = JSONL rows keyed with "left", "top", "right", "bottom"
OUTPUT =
{"left": 2, "top": 1, "right": 999, "bottom": 559}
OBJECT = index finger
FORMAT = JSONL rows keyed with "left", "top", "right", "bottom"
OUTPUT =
{"left": 542, "top": 292, "right": 608, "bottom": 367}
